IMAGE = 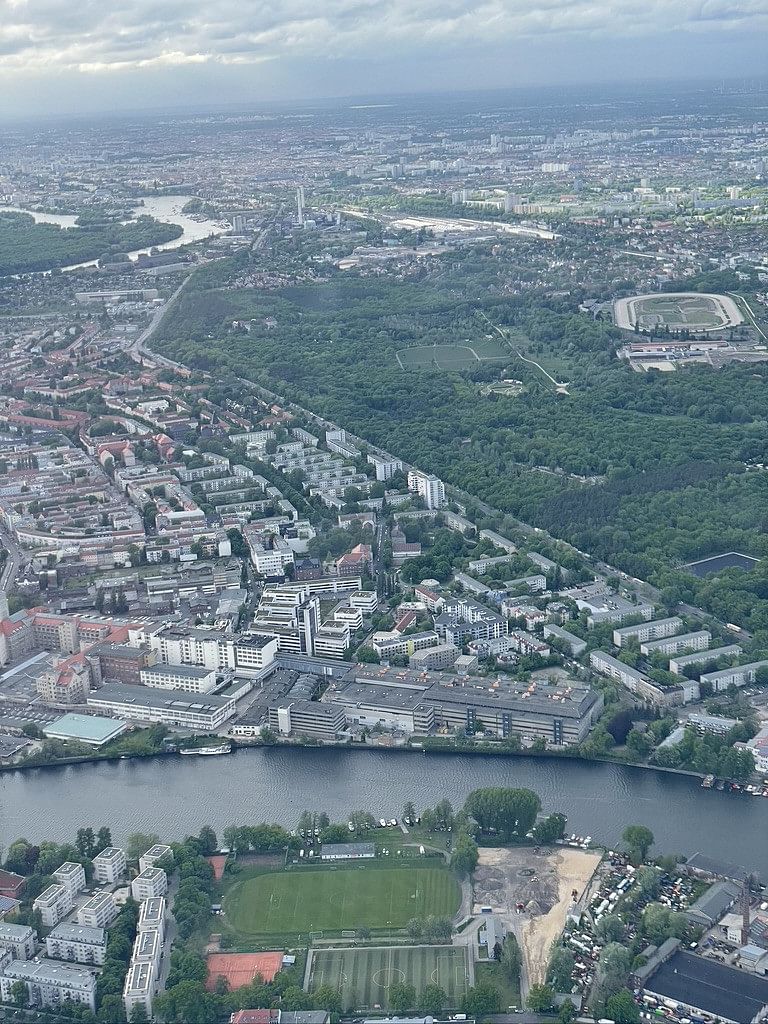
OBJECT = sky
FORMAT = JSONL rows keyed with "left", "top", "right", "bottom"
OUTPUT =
{"left": 0, "top": 0, "right": 767, "bottom": 119}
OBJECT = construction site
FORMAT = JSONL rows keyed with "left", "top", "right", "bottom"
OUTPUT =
{"left": 473, "top": 845, "right": 601, "bottom": 986}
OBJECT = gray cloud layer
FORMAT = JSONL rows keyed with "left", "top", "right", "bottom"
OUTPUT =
{"left": 1, "top": 0, "right": 767, "bottom": 74}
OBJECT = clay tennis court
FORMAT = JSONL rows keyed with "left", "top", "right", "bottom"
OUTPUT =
{"left": 206, "top": 951, "right": 284, "bottom": 991}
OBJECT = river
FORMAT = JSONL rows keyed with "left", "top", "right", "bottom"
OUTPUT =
{"left": 0, "top": 195, "right": 228, "bottom": 272}
{"left": 2, "top": 749, "right": 766, "bottom": 875}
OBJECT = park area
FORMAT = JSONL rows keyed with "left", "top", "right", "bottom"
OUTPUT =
{"left": 307, "top": 944, "right": 471, "bottom": 1011}
{"left": 614, "top": 292, "right": 744, "bottom": 333}
{"left": 222, "top": 865, "right": 460, "bottom": 940}
{"left": 396, "top": 337, "right": 507, "bottom": 371}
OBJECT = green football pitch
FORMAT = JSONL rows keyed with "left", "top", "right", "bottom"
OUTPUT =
{"left": 223, "top": 866, "right": 460, "bottom": 937}
{"left": 307, "top": 945, "right": 471, "bottom": 1010}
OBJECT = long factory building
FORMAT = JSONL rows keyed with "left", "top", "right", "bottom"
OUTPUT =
{"left": 311, "top": 665, "right": 603, "bottom": 745}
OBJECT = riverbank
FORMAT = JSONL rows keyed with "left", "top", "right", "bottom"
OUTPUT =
{"left": 0, "top": 730, "right": 716, "bottom": 786}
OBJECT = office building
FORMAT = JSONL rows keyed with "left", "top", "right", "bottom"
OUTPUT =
{"left": 46, "top": 923, "right": 106, "bottom": 965}
{"left": 252, "top": 584, "right": 321, "bottom": 655}
{"left": 88, "top": 685, "right": 237, "bottom": 730}
{"left": 0, "top": 923, "right": 36, "bottom": 960}
{"left": 33, "top": 884, "right": 73, "bottom": 928}
{"left": 0, "top": 960, "right": 97, "bottom": 1012}
{"left": 269, "top": 700, "right": 346, "bottom": 740}
{"left": 92, "top": 847, "right": 126, "bottom": 886}
{"left": 78, "top": 891, "right": 118, "bottom": 929}
{"left": 135, "top": 625, "right": 278, "bottom": 677}
{"left": 139, "top": 663, "right": 218, "bottom": 694}
{"left": 131, "top": 867, "right": 167, "bottom": 902}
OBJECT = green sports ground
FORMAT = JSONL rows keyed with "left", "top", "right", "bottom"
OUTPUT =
{"left": 223, "top": 865, "right": 460, "bottom": 938}
{"left": 307, "top": 945, "right": 471, "bottom": 1010}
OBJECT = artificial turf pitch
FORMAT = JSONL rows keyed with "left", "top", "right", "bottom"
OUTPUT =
{"left": 223, "top": 866, "right": 460, "bottom": 937}
{"left": 307, "top": 945, "right": 471, "bottom": 1010}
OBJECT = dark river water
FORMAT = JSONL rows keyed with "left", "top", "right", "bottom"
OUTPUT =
{"left": 2, "top": 749, "right": 766, "bottom": 876}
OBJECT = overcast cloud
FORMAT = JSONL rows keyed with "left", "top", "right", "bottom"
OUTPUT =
{"left": 0, "top": 0, "right": 766, "bottom": 117}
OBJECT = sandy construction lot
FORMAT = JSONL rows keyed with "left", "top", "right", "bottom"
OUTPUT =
{"left": 474, "top": 846, "right": 601, "bottom": 987}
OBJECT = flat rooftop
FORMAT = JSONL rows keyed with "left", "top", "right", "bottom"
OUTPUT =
{"left": 88, "top": 685, "right": 234, "bottom": 712}
{"left": 43, "top": 713, "right": 127, "bottom": 746}
{"left": 646, "top": 951, "right": 768, "bottom": 1023}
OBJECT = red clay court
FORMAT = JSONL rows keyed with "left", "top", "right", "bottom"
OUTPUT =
{"left": 207, "top": 854, "right": 228, "bottom": 881}
{"left": 206, "top": 951, "right": 284, "bottom": 991}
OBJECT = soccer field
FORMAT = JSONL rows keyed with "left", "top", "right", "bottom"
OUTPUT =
{"left": 223, "top": 866, "right": 460, "bottom": 937}
{"left": 396, "top": 341, "right": 506, "bottom": 371}
{"left": 308, "top": 945, "right": 471, "bottom": 1010}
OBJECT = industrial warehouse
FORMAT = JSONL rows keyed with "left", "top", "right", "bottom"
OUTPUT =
{"left": 262, "top": 662, "right": 603, "bottom": 745}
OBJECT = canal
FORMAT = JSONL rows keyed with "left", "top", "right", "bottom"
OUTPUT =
{"left": 4, "top": 749, "right": 766, "bottom": 873}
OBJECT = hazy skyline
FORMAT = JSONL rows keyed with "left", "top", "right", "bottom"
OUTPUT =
{"left": 1, "top": 0, "right": 767, "bottom": 119}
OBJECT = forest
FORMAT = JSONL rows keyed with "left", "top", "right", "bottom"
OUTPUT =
{"left": 0, "top": 211, "right": 182, "bottom": 275}
{"left": 155, "top": 249, "right": 768, "bottom": 630}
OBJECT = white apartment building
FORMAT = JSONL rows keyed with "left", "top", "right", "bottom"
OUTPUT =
{"left": 53, "top": 861, "right": 86, "bottom": 900}
{"left": 92, "top": 847, "right": 126, "bottom": 885}
{"left": 46, "top": 924, "right": 107, "bottom": 965}
{"left": 139, "top": 663, "right": 217, "bottom": 693}
{"left": 247, "top": 534, "right": 295, "bottom": 577}
{"left": 639, "top": 630, "right": 711, "bottom": 657}
{"left": 78, "top": 891, "right": 118, "bottom": 929}
{"left": 131, "top": 867, "right": 167, "bottom": 902}
{"left": 407, "top": 469, "right": 445, "bottom": 510}
{"left": 123, "top": 960, "right": 156, "bottom": 1019}
{"left": 139, "top": 845, "right": 173, "bottom": 874}
{"left": 367, "top": 452, "right": 403, "bottom": 481}
{"left": 699, "top": 660, "right": 768, "bottom": 693}
{"left": 612, "top": 616, "right": 682, "bottom": 648}
{"left": 33, "top": 883, "right": 73, "bottom": 928}
{"left": 131, "top": 928, "right": 162, "bottom": 971}
{"left": 137, "top": 897, "right": 166, "bottom": 944}
{"left": 0, "top": 960, "right": 97, "bottom": 1012}
{"left": 0, "top": 923, "right": 36, "bottom": 960}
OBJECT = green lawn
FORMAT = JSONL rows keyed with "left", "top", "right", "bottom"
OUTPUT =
{"left": 397, "top": 342, "right": 506, "bottom": 371}
{"left": 308, "top": 945, "right": 470, "bottom": 1010}
{"left": 474, "top": 959, "right": 522, "bottom": 1010}
{"left": 223, "top": 866, "right": 460, "bottom": 938}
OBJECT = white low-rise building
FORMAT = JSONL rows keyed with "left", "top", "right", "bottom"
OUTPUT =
{"left": 0, "top": 959, "right": 97, "bottom": 1012}
{"left": 77, "top": 891, "right": 118, "bottom": 929}
{"left": 612, "top": 616, "right": 682, "bottom": 648}
{"left": 139, "top": 663, "right": 218, "bottom": 693}
{"left": 46, "top": 923, "right": 107, "bottom": 965}
{"left": 53, "top": 861, "right": 86, "bottom": 899}
{"left": 0, "top": 923, "right": 36, "bottom": 960}
{"left": 131, "top": 867, "right": 167, "bottom": 902}
{"left": 138, "top": 845, "right": 173, "bottom": 874}
{"left": 92, "top": 847, "right": 126, "bottom": 885}
{"left": 33, "top": 883, "right": 73, "bottom": 928}
{"left": 131, "top": 928, "right": 162, "bottom": 971}
{"left": 137, "top": 897, "right": 166, "bottom": 944}
{"left": 123, "top": 960, "right": 156, "bottom": 1018}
